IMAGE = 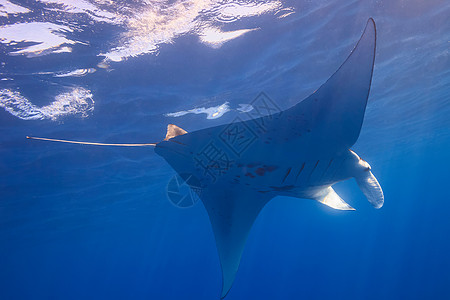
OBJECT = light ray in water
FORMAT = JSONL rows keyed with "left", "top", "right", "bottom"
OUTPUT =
{"left": 165, "top": 102, "right": 231, "bottom": 119}
{"left": 0, "top": 0, "right": 30, "bottom": 16}
{"left": 53, "top": 68, "right": 97, "bottom": 78}
{"left": 165, "top": 102, "right": 254, "bottom": 120}
{"left": 0, "top": 22, "right": 79, "bottom": 57}
{"left": 0, "top": 87, "right": 94, "bottom": 120}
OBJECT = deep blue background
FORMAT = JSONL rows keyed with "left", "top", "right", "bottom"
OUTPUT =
{"left": 1, "top": 0, "right": 449, "bottom": 299}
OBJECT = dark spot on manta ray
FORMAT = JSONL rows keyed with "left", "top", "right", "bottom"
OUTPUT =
{"left": 245, "top": 172, "right": 255, "bottom": 178}
{"left": 323, "top": 159, "right": 333, "bottom": 175}
{"left": 169, "top": 140, "right": 186, "bottom": 146}
{"left": 255, "top": 168, "right": 266, "bottom": 176}
{"left": 255, "top": 165, "right": 278, "bottom": 176}
{"left": 309, "top": 160, "right": 320, "bottom": 178}
{"left": 258, "top": 190, "right": 270, "bottom": 194}
{"left": 247, "top": 163, "right": 259, "bottom": 168}
{"left": 270, "top": 185, "right": 295, "bottom": 191}
{"left": 282, "top": 167, "right": 292, "bottom": 183}
{"left": 295, "top": 163, "right": 306, "bottom": 182}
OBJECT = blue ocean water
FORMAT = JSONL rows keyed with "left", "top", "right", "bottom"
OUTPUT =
{"left": 0, "top": 0, "right": 449, "bottom": 299}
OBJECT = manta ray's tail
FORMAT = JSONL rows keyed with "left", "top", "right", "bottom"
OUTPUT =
{"left": 26, "top": 124, "right": 188, "bottom": 147}
{"left": 26, "top": 136, "right": 157, "bottom": 147}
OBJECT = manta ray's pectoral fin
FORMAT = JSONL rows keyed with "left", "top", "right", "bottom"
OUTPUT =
{"left": 284, "top": 18, "right": 376, "bottom": 153}
{"left": 199, "top": 186, "right": 272, "bottom": 298}
{"left": 313, "top": 187, "right": 355, "bottom": 211}
{"left": 355, "top": 171, "right": 384, "bottom": 209}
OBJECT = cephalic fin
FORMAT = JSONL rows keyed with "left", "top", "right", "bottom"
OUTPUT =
{"left": 355, "top": 171, "right": 384, "bottom": 209}
{"left": 314, "top": 187, "right": 355, "bottom": 211}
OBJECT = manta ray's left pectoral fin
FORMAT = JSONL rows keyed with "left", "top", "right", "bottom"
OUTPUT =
{"left": 314, "top": 187, "right": 355, "bottom": 211}
{"left": 199, "top": 186, "right": 273, "bottom": 298}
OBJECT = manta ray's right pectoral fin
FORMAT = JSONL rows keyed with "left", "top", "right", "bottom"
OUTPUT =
{"left": 355, "top": 171, "right": 384, "bottom": 209}
{"left": 314, "top": 187, "right": 355, "bottom": 211}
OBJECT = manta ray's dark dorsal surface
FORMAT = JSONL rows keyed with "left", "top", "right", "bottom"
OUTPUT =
{"left": 155, "top": 19, "right": 383, "bottom": 298}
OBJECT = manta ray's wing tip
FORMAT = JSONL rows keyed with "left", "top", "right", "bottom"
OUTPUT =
{"left": 367, "top": 18, "right": 376, "bottom": 33}
{"left": 220, "top": 277, "right": 230, "bottom": 299}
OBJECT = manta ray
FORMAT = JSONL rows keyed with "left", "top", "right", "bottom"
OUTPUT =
{"left": 28, "top": 19, "right": 383, "bottom": 299}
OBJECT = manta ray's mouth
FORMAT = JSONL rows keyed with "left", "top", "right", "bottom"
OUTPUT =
{"left": 155, "top": 142, "right": 190, "bottom": 160}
